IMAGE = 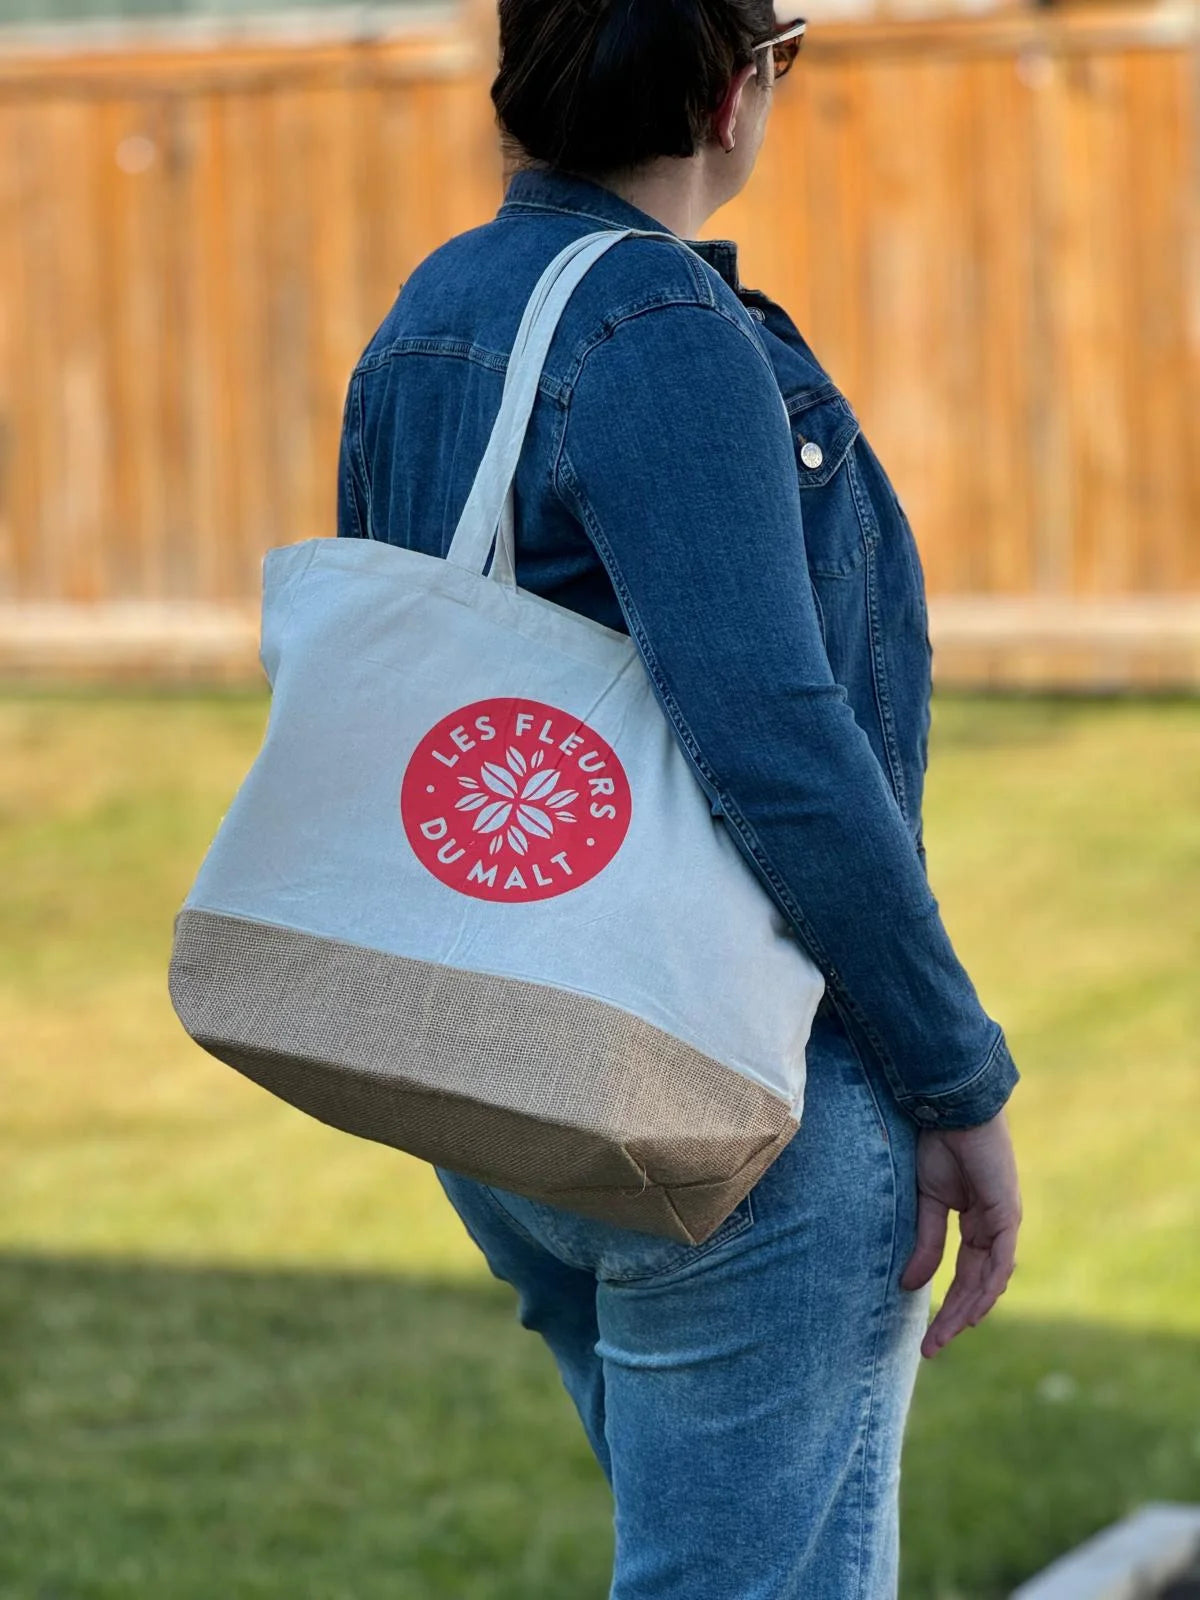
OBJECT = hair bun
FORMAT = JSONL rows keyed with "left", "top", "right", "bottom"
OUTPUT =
{"left": 493, "top": 0, "right": 772, "bottom": 176}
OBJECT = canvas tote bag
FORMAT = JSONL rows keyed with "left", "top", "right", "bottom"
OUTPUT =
{"left": 169, "top": 225, "right": 826, "bottom": 1246}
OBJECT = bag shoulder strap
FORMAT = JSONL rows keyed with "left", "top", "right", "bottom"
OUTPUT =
{"left": 444, "top": 226, "right": 692, "bottom": 584}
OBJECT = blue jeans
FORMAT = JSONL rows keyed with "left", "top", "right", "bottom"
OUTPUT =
{"left": 434, "top": 1002, "right": 932, "bottom": 1600}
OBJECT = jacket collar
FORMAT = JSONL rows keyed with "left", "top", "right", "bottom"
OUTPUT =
{"left": 497, "top": 164, "right": 745, "bottom": 294}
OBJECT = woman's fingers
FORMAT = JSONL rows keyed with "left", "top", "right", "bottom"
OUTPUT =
{"left": 978, "top": 1220, "right": 1019, "bottom": 1307}
{"left": 922, "top": 1245, "right": 985, "bottom": 1353}
{"left": 909, "top": 1113, "right": 1022, "bottom": 1358}
{"left": 900, "top": 1190, "right": 950, "bottom": 1291}
{"left": 921, "top": 1220, "right": 1018, "bottom": 1356}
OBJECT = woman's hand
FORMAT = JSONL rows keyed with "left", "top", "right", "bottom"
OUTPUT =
{"left": 900, "top": 1108, "right": 1022, "bottom": 1359}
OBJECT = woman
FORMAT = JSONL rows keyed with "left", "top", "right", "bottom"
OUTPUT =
{"left": 336, "top": 3, "right": 1023, "bottom": 1594}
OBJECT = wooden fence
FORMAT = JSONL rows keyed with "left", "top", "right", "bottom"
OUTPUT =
{"left": 0, "top": 0, "right": 1196, "bottom": 686}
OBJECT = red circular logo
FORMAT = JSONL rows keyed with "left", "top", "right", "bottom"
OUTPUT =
{"left": 400, "top": 697, "right": 632, "bottom": 903}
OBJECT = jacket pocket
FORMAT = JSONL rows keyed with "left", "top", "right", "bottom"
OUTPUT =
{"left": 787, "top": 389, "right": 871, "bottom": 578}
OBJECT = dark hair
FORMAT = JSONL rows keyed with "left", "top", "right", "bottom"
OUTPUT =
{"left": 492, "top": 0, "right": 776, "bottom": 179}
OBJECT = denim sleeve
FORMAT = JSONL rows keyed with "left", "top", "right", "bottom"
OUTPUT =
{"left": 556, "top": 302, "right": 1018, "bottom": 1130}
{"left": 337, "top": 374, "right": 370, "bottom": 541}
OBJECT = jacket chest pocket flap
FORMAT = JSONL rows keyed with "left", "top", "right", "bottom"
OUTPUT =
{"left": 786, "top": 389, "right": 870, "bottom": 578}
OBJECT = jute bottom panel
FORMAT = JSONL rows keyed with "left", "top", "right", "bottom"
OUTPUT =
{"left": 169, "top": 909, "right": 800, "bottom": 1244}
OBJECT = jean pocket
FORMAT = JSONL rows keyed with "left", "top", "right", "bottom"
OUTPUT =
{"left": 596, "top": 1189, "right": 757, "bottom": 1286}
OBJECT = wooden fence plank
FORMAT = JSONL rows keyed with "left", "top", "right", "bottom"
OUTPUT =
{"left": 5, "top": 595, "right": 1197, "bottom": 690}
{"left": 0, "top": 2, "right": 1194, "bottom": 685}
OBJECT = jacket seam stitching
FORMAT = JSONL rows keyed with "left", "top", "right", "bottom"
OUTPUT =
{"left": 350, "top": 374, "right": 376, "bottom": 543}
{"left": 561, "top": 296, "right": 779, "bottom": 404}
{"left": 355, "top": 339, "right": 570, "bottom": 405}
{"left": 500, "top": 201, "right": 722, "bottom": 304}
{"left": 785, "top": 383, "right": 843, "bottom": 415}
{"left": 339, "top": 377, "right": 365, "bottom": 541}
{"left": 498, "top": 200, "right": 725, "bottom": 292}
{"left": 907, "top": 1027, "right": 1009, "bottom": 1104}
{"left": 857, "top": 462, "right": 909, "bottom": 818}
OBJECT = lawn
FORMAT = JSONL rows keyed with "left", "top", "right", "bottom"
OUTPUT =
{"left": 1, "top": 690, "right": 1197, "bottom": 1599}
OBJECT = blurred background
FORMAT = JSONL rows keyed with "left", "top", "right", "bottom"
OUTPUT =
{"left": 0, "top": 0, "right": 1197, "bottom": 1593}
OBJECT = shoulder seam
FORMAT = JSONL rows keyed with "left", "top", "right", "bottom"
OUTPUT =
{"left": 352, "top": 337, "right": 571, "bottom": 405}
{"left": 564, "top": 296, "right": 780, "bottom": 403}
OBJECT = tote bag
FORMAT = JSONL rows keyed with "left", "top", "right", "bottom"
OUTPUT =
{"left": 169, "top": 225, "right": 826, "bottom": 1246}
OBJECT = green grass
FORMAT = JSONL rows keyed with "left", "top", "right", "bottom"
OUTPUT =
{"left": 1, "top": 690, "right": 1198, "bottom": 1598}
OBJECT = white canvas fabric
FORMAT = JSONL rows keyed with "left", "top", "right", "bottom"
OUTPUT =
{"left": 169, "top": 227, "right": 826, "bottom": 1241}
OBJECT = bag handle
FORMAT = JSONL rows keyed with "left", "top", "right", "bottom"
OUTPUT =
{"left": 444, "top": 226, "right": 692, "bottom": 586}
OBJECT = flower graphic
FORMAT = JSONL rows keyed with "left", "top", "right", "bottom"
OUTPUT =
{"left": 453, "top": 744, "right": 579, "bottom": 857}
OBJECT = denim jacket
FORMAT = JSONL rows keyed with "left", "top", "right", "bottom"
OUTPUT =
{"left": 336, "top": 163, "right": 1019, "bottom": 1130}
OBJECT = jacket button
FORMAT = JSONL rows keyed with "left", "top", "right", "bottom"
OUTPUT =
{"left": 800, "top": 440, "right": 824, "bottom": 469}
{"left": 748, "top": 305, "right": 766, "bottom": 322}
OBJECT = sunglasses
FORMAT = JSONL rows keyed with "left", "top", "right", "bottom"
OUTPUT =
{"left": 750, "top": 16, "right": 807, "bottom": 83}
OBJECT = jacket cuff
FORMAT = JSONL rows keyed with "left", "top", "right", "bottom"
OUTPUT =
{"left": 896, "top": 1028, "right": 1020, "bottom": 1129}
